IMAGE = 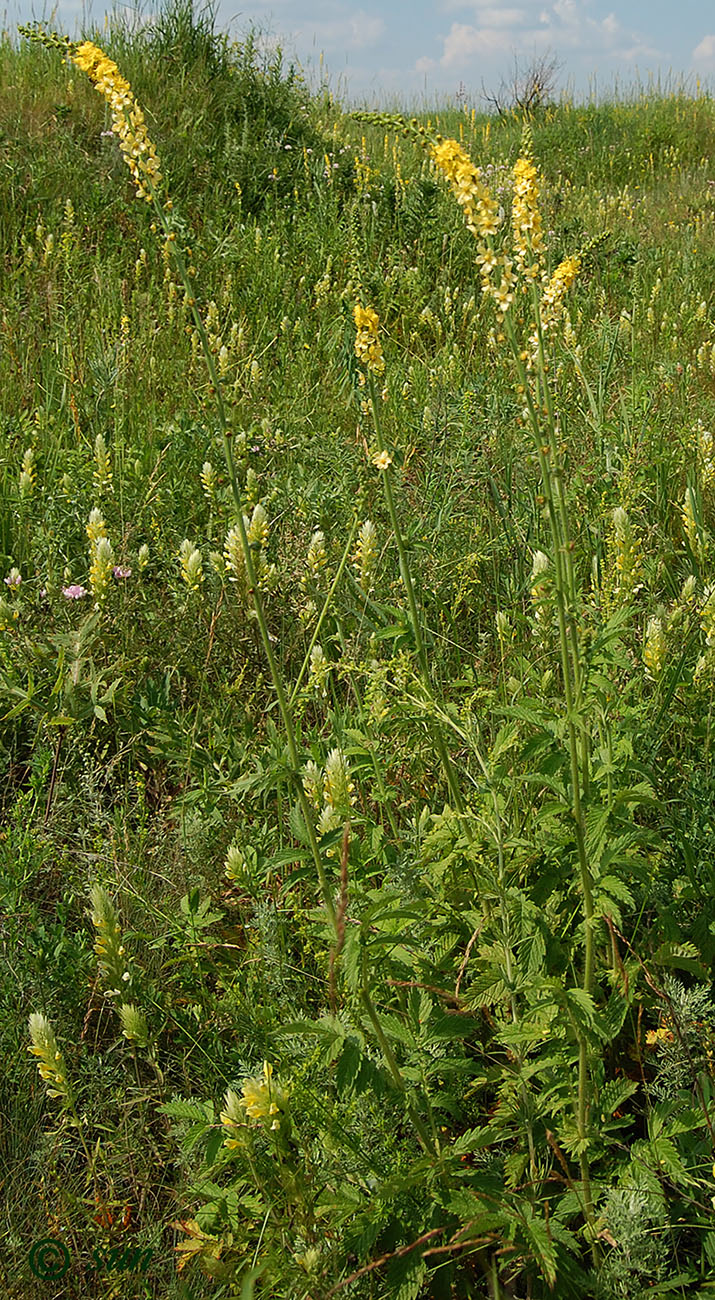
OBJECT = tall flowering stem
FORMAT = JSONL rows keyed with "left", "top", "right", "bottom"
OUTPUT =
{"left": 505, "top": 310, "right": 597, "bottom": 1238}
{"left": 506, "top": 222, "right": 598, "bottom": 1253}
{"left": 353, "top": 109, "right": 600, "bottom": 1254}
{"left": 25, "top": 25, "right": 338, "bottom": 928}
{"left": 353, "top": 302, "right": 469, "bottom": 827}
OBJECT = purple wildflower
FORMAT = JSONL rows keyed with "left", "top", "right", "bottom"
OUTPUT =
{"left": 113, "top": 566, "right": 132, "bottom": 580}
{"left": 62, "top": 585, "right": 89, "bottom": 600}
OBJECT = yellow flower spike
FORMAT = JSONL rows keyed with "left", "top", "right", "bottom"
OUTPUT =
{"left": 28, "top": 1013, "right": 73, "bottom": 1107}
{"left": 353, "top": 303, "right": 385, "bottom": 375}
{"left": 430, "top": 138, "right": 499, "bottom": 245}
{"left": 69, "top": 40, "right": 162, "bottom": 201}
{"left": 512, "top": 156, "right": 544, "bottom": 284}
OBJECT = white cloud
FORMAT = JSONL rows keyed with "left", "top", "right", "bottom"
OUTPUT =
{"left": 286, "top": 8, "right": 386, "bottom": 53}
{"left": 440, "top": 22, "right": 514, "bottom": 66}
{"left": 693, "top": 34, "right": 715, "bottom": 61}
{"left": 551, "top": 0, "right": 579, "bottom": 27}
{"left": 227, "top": 3, "right": 385, "bottom": 53}
{"left": 418, "top": 0, "right": 662, "bottom": 73}
{"left": 476, "top": 8, "right": 527, "bottom": 27}
{"left": 349, "top": 12, "right": 386, "bottom": 49}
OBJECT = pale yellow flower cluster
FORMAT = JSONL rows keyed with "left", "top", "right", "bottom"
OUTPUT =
{"left": 530, "top": 550, "right": 551, "bottom": 628}
{"left": 512, "top": 157, "right": 544, "bottom": 285}
{"left": 86, "top": 507, "right": 114, "bottom": 605}
{"left": 681, "top": 487, "right": 702, "bottom": 558}
{"left": 430, "top": 137, "right": 515, "bottom": 318}
{"left": 525, "top": 253, "right": 582, "bottom": 362}
{"left": 643, "top": 616, "right": 666, "bottom": 678}
{"left": 224, "top": 504, "right": 277, "bottom": 597}
{"left": 429, "top": 133, "right": 582, "bottom": 342}
{"left": 71, "top": 41, "right": 162, "bottom": 201}
{"left": 541, "top": 255, "right": 581, "bottom": 330}
{"left": 179, "top": 539, "right": 204, "bottom": 593}
{"left": 352, "top": 519, "right": 378, "bottom": 592}
{"left": 697, "top": 424, "right": 715, "bottom": 490}
{"left": 353, "top": 304, "right": 385, "bottom": 375}
{"left": 430, "top": 138, "right": 500, "bottom": 241}
{"left": 701, "top": 587, "right": 715, "bottom": 647}
{"left": 220, "top": 1062, "right": 290, "bottom": 1143}
{"left": 611, "top": 506, "right": 644, "bottom": 602}
{"left": 28, "top": 1012, "right": 73, "bottom": 1105}
{"left": 90, "top": 883, "right": 132, "bottom": 997}
{"left": 302, "top": 748, "right": 355, "bottom": 849}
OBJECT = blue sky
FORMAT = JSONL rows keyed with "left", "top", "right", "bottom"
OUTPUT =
{"left": 8, "top": 0, "right": 715, "bottom": 107}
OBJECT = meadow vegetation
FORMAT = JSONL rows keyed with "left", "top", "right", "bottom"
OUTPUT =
{"left": 2, "top": 4, "right": 715, "bottom": 1296}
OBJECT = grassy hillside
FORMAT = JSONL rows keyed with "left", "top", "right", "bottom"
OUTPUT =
{"left": 2, "top": 4, "right": 715, "bottom": 1296}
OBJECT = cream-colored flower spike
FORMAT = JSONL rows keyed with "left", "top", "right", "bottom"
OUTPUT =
{"left": 28, "top": 1012, "right": 73, "bottom": 1106}
{"left": 89, "top": 884, "right": 132, "bottom": 998}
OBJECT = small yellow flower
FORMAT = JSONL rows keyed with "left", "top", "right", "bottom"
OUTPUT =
{"left": 645, "top": 1019, "right": 675, "bottom": 1047}
{"left": 372, "top": 449, "right": 393, "bottom": 470}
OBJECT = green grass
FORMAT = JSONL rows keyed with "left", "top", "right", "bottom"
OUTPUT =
{"left": 2, "top": 3, "right": 715, "bottom": 1297}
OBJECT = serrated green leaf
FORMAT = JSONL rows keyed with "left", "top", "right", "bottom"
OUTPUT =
{"left": 652, "top": 941, "right": 708, "bottom": 979}
{"left": 585, "top": 804, "right": 610, "bottom": 862}
{"left": 335, "top": 1037, "right": 363, "bottom": 1094}
{"left": 378, "top": 1013, "right": 416, "bottom": 1048}
{"left": 341, "top": 928, "right": 362, "bottom": 993}
{"left": 386, "top": 1247, "right": 427, "bottom": 1300}
{"left": 160, "top": 1099, "right": 215, "bottom": 1123}
{"left": 598, "top": 1076, "right": 638, "bottom": 1118}
{"left": 426, "top": 1013, "right": 475, "bottom": 1041}
{"left": 452, "top": 1126, "right": 501, "bottom": 1155}
{"left": 204, "top": 1128, "right": 224, "bottom": 1167}
{"left": 288, "top": 801, "right": 309, "bottom": 844}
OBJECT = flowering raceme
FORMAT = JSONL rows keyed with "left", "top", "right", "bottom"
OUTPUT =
{"left": 512, "top": 156, "right": 544, "bottom": 283}
{"left": 429, "top": 136, "right": 524, "bottom": 320}
{"left": 430, "top": 138, "right": 499, "bottom": 242}
{"left": 70, "top": 41, "right": 162, "bottom": 201}
{"left": 28, "top": 1013, "right": 73, "bottom": 1106}
{"left": 353, "top": 304, "right": 385, "bottom": 375}
{"left": 541, "top": 255, "right": 581, "bottom": 329}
